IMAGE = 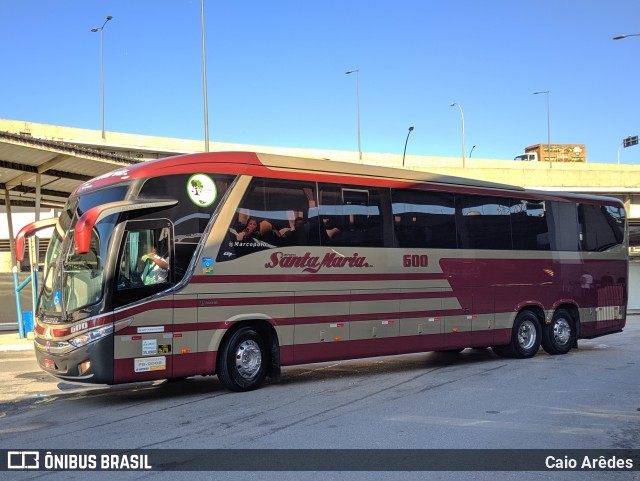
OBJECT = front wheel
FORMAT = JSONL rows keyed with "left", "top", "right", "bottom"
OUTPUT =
{"left": 541, "top": 309, "right": 575, "bottom": 355}
{"left": 217, "top": 327, "right": 268, "bottom": 392}
{"left": 492, "top": 311, "right": 541, "bottom": 359}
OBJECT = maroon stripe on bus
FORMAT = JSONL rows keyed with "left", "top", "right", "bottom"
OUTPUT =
{"left": 196, "top": 290, "right": 454, "bottom": 308}
{"left": 119, "top": 308, "right": 466, "bottom": 335}
{"left": 288, "top": 330, "right": 511, "bottom": 365}
{"left": 173, "top": 352, "right": 217, "bottom": 378}
{"left": 113, "top": 300, "right": 174, "bottom": 321}
{"left": 267, "top": 309, "right": 462, "bottom": 327}
{"left": 191, "top": 273, "right": 446, "bottom": 284}
{"left": 36, "top": 314, "right": 113, "bottom": 338}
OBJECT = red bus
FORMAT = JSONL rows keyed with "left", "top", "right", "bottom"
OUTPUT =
{"left": 16, "top": 152, "right": 628, "bottom": 391}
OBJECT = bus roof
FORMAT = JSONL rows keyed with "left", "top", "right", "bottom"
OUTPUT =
{"left": 75, "top": 151, "right": 525, "bottom": 195}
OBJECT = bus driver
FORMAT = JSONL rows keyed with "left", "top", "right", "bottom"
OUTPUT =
{"left": 140, "top": 244, "right": 169, "bottom": 285}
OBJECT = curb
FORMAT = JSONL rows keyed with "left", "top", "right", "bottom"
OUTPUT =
{"left": 0, "top": 344, "right": 34, "bottom": 352}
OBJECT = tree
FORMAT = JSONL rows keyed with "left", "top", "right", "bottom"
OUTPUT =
{"left": 191, "top": 179, "right": 203, "bottom": 195}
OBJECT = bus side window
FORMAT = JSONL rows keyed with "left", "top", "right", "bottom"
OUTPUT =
{"left": 578, "top": 203, "right": 626, "bottom": 252}
{"left": 456, "top": 194, "right": 513, "bottom": 250}
{"left": 391, "top": 189, "right": 456, "bottom": 248}
{"left": 510, "top": 200, "right": 551, "bottom": 251}
{"left": 318, "top": 184, "right": 386, "bottom": 247}
{"left": 217, "top": 179, "right": 317, "bottom": 261}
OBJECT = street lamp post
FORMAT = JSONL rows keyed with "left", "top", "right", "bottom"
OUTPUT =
{"left": 618, "top": 142, "right": 622, "bottom": 165}
{"left": 345, "top": 69, "right": 362, "bottom": 160}
{"left": 201, "top": 0, "right": 210, "bottom": 152}
{"left": 402, "top": 126, "right": 414, "bottom": 167}
{"left": 613, "top": 33, "right": 640, "bottom": 40}
{"left": 469, "top": 145, "right": 476, "bottom": 158}
{"left": 91, "top": 15, "right": 113, "bottom": 141}
{"left": 533, "top": 91, "right": 551, "bottom": 163}
{"left": 449, "top": 102, "right": 465, "bottom": 167}
{"left": 612, "top": 35, "right": 638, "bottom": 162}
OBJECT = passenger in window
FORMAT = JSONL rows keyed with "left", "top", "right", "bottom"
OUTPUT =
{"left": 280, "top": 217, "right": 306, "bottom": 241}
{"left": 140, "top": 244, "right": 169, "bottom": 285}
{"left": 259, "top": 220, "right": 291, "bottom": 246}
{"left": 259, "top": 220, "right": 280, "bottom": 237}
{"left": 236, "top": 218, "right": 260, "bottom": 241}
{"left": 323, "top": 218, "right": 341, "bottom": 240}
{"left": 263, "top": 216, "right": 307, "bottom": 246}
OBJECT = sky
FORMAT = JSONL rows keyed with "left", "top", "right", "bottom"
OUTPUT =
{"left": 1, "top": 0, "right": 639, "bottom": 164}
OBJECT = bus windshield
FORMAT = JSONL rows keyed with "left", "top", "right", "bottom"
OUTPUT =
{"left": 39, "top": 185, "right": 129, "bottom": 316}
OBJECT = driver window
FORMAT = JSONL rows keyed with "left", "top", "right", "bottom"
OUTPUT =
{"left": 117, "top": 226, "right": 171, "bottom": 290}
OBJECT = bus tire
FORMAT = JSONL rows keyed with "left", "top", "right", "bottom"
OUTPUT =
{"left": 492, "top": 311, "right": 541, "bottom": 359}
{"left": 217, "top": 327, "right": 268, "bottom": 392}
{"left": 541, "top": 309, "right": 575, "bottom": 355}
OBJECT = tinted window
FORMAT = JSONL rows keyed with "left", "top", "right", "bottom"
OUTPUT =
{"left": 510, "top": 200, "right": 551, "bottom": 251}
{"left": 545, "top": 201, "right": 580, "bottom": 251}
{"left": 139, "top": 173, "right": 234, "bottom": 281}
{"left": 113, "top": 220, "right": 173, "bottom": 308}
{"left": 579, "top": 203, "right": 626, "bottom": 251}
{"left": 77, "top": 185, "right": 129, "bottom": 216}
{"left": 317, "top": 184, "right": 384, "bottom": 247}
{"left": 218, "top": 178, "right": 317, "bottom": 261}
{"left": 391, "top": 189, "right": 456, "bottom": 248}
{"left": 457, "top": 195, "right": 512, "bottom": 250}
{"left": 116, "top": 225, "right": 171, "bottom": 290}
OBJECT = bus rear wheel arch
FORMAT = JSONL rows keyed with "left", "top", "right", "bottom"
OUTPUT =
{"left": 492, "top": 309, "right": 542, "bottom": 359}
{"left": 541, "top": 308, "right": 577, "bottom": 355}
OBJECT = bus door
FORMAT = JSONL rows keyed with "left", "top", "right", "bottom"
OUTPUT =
{"left": 113, "top": 220, "right": 176, "bottom": 382}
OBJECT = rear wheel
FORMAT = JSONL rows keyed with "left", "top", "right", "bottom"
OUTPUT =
{"left": 541, "top": 309, "right": 575, "bottom": 355}
{"left": 217, "top": 327, "right": 268, "bottom": 392}
{"left": 492, "top": 311, "right": 541, "bottom": 359}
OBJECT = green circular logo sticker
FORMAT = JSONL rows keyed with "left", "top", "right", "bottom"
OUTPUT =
{"left": 187, "top": 174, "right": 217, "bottom": 207}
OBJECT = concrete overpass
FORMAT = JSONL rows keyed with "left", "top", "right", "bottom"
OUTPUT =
{"left": 2, "top": 118, "right": 639, "bottom": 217}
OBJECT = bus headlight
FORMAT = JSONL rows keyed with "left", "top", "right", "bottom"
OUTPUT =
{"left": 68, "top": 324, "right": 114, "bottom": 349}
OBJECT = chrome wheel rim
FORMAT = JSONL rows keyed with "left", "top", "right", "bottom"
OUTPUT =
{"left": 553, "top": 318, "right": 572, "bottom": 346}
{"left": 518, "top": 319, "right": 537, "bottom": 350}
{"left": 235, "top": 340, "right": 262, "bottom": 380}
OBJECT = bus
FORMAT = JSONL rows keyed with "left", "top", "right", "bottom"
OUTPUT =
{"left": 15, "top": 151, "right": 628, "bottom": 391}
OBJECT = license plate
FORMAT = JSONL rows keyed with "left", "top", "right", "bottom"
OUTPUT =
{"left": 43, "top": 359, "right": 56, "bottom": 370}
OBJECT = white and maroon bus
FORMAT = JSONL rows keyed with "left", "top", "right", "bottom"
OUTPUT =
{"left": 16, "top": 152, "right": 628, "bottom": 391}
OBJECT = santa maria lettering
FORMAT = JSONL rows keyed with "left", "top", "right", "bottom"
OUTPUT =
{"left": 265, "top": 252, "right": 371, "bottom": 273}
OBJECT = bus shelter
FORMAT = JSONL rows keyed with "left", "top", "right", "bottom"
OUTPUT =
{"left": 0, "top": 130, "right": 140, "bottom": 336}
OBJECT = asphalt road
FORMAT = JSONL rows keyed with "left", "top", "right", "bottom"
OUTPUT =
{"left": 1, "top": 317, "right": 639, "bottom": 481}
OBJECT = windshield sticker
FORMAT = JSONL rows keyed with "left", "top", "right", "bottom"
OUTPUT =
{"left": 202, "top": 257, "right": 214, "bottom": 274}
{"left": 53, "top": 291, "right": 61, "bottom": 307}
{"left": 187, "top": 174, "right": 217, "bottom": 207}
